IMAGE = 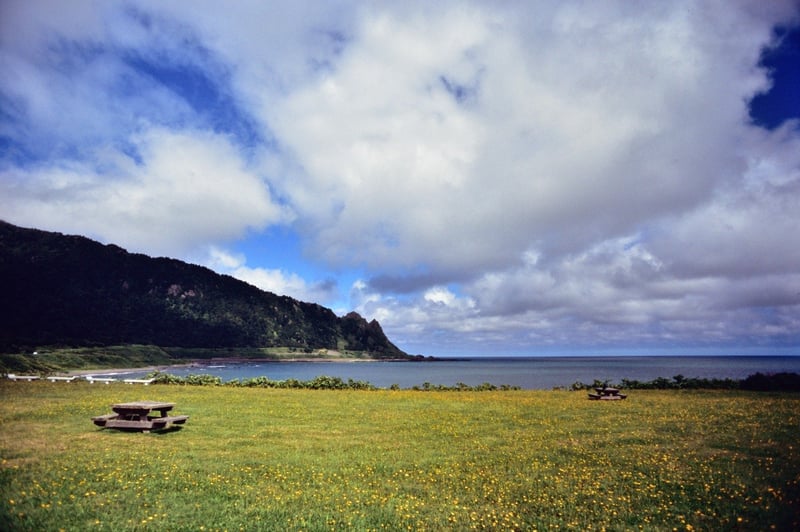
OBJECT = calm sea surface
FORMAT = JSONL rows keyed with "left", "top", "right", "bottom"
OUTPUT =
{"left": 115, "top": 356, "right": 800, "bottom": 390}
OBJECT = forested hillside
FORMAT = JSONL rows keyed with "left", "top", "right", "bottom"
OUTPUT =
{"left": 0, "top": 221, "right": 407, "bottom": 357}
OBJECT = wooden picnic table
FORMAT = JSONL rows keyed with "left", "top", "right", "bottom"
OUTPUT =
{"left": 47, "top": 376, "right": 76, "bottom": 382}
{"left": 86, "top": 376, "right": 116, "bottom": 384}
{"left": 7, "top": 374, "right": 40, "bottom": 381}
{"left": 588, "top": 387, "right": 627, "bottom": 400}
{"left": 113, "top": 401, "right": 175, "bottom": 418}
{"left": 92, "top": 401, "right": 188, "bottom": 432}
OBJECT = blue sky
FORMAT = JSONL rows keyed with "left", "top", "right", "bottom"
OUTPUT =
{"left": 1, "top": 1, "right": 799, "bottom": 356}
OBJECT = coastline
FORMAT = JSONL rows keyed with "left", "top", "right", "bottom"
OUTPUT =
{"left": 64, "top": 356, "right": 416, "bottom": 376}
{"left": 65, "top": 363, "right": 196, "bottom": 376}
{"left": 48, "top": 355, "right": 800, "bottom": 390}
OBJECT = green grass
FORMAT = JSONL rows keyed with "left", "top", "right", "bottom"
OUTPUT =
{"left": 1, "top": 382, "right": 798, "bottom": 531}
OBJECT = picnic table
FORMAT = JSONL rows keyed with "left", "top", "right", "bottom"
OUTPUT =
{"left": 47, "top": 376, "right": 76, "bottom": 382}
{"left": 588, "top": 387, "right": 627, "bottom": 400}
{"left": 86, "top": 376, "right": 116, "bottom": 384}
{"left": 92, "top": 401, "right": 188, "bottom": 432}
{"left": 7, "top": 374, "right": 40, "bottom": 381}
{"left": 123, "top": 378, "right": 156, "bottom": 385}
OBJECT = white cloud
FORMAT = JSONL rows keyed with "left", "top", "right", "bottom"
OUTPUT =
{"left": 362, "top": 233, "right": 800, "bottom": 353}
{"left": 0, "top": 1, "right": 221, "bottom": 160}
{"left": 204, "top": 246, "right": 247, "bottom": 271}
{"left": 197, "top": 245, "right": 339, "bottom": 304}
{"left": 200, "top": 245, "right": 337, "bottom": 304}
{"left": 260, "top": 1, "right": 800, "bottom": 352}
{"left": 253, "top": 1, "right": 796, "bottom": 285}
{"left": 229, "top": 265, "right": 337, "bottom": 304}
{"left": 0, "top": 128, "right": 285, "bottom": 256}
{"left": 266, "top": 7, "right": 488, "bottom": 269}
{"left": 2, "top": 0, "right": 799, "bottom": 353}
{"left": 424, "top": 287, "right": 458, "bottom": 306}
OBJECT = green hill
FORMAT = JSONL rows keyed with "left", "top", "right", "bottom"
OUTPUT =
{"left": 0, "top": 221, "right": 408, "bottom": 358}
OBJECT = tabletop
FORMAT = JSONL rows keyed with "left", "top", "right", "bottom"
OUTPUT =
{"left": 94, "top": 401, "right": 187, "bottom": 431}
{"left": 112, "top": 401, "right": 175, "bottom": 410}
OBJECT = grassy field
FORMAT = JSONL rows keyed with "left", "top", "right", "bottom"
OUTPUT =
{"left": 1, "top": 382, "right": 798, "bottom": 531}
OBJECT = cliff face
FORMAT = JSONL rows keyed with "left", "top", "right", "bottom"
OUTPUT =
{"left": 0, "top": 221, "right": 407, "bottom": 357}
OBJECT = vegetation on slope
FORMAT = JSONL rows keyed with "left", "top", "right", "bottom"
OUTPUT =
{"left": 0, "top": 221, "right": 407, "bottom": 358}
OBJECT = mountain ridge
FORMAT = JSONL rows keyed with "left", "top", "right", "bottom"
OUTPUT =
{"left": 0, "top": 221, "right": 409, "bottom": 358}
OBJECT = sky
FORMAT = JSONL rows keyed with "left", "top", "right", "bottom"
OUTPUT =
{"left": 1, "top": 1, "right": 799, "bottom": 356}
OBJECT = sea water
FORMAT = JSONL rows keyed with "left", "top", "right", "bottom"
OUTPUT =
{"left": 114, "top": 356, "right": 800, "bottom": 390}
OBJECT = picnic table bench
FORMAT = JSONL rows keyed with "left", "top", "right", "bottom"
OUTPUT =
{"left": 46, "top": 376, "right": 77, "bottom": 382}
{"left": 92, "top": 401, "right": 189, "bottom": 432}
{"left": 86, "top": 376, "right": 117, "bottom": 384}
{"left": 123, "top": 378, "right": 156, "bottom": 385}
{"left": 7, "top": 374, "right": 40, "bottom": 381}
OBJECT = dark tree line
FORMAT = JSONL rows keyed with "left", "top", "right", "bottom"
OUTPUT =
{"left": 572, "top": 372, "right": 800, "bottom": 392}
{"left": 0, "top": 221, "right": 407, "bottom": 357}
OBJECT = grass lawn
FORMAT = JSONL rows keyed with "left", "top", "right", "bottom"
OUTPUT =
{"left": 1, "top": 381, "right": 798, "bottom": 530}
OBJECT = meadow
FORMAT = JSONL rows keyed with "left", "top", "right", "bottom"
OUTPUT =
{"left": 1, "top": 381, "right": 798, "bottom": 531}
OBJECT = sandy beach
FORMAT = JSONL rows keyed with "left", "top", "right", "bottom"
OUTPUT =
{"left": 65, "top": 363, "right": 198, "bottom": 377}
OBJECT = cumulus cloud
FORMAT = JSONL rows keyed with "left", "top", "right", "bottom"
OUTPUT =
{"left": 2, "top": 0, "right": 799, "bottom": 353}
{"left": 268, "top": 1, "right": 800, "bottom": 352}
{"left": 648, "top": 124, "right": 800, "bottom": 279}
{"left": 0, "top": 128, "right": 285, "bottom": 256}
{"left": 233, "top": 266, "right": 338, "bottom": 305}
{"left": 0, "top": 0, "right": 239, "bottom": 161}
{"left": 267, "top": 1, "right": 790, "bottom": 277}
{"left": 204, "top": 246, "right": 338, "bottom": 304}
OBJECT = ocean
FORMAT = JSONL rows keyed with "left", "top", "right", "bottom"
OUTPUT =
{"left": 111, "top": 356, "right": 800, "bottom": 390}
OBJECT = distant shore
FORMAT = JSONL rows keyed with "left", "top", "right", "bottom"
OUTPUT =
{"left": 65, "top": 363, "right": 194, "bottom": 376}
{"left": 64, "top": 356, "right": 418, "bottom": 376}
